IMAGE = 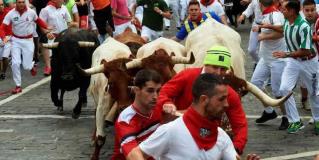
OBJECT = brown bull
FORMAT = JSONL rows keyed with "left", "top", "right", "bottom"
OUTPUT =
{"left": 126, "top": 49, "right": 195, "bottom": 82}
{"left": 114, "top": 28, "right": 146, "bottom": 56}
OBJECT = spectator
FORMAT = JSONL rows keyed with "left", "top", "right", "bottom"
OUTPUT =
{"left": 131, "top": 0, "right": 172, "bottom": 42}
{"left": 199, "top": 0, "right": 228, "bottom": 25}
{"left": 111, "top": 0, "right": 137, "bottom": 36}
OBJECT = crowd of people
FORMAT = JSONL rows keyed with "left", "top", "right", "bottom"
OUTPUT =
{"left": 1, "top": 0, "right": 319, "bottom": 159}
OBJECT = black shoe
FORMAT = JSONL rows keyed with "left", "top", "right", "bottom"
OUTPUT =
{"left": 0, "top": 73, "right": 5, "bottom": 80}
{"left": 256, "top": 110, "right": 278, "bottom": 124}
{"left": 279, "top": 117, "right": 289, "bottom": 130}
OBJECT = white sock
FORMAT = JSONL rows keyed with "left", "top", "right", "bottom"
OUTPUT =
{"left": 264, "top": 107, "right": 274, "bottom": 113}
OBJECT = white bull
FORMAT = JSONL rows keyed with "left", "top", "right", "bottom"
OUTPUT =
{"left": 134, "top": 37, "right": 189, "bottom": 73}
{"left": 185, "top": 18, "right": 246, "bottom": 79}
{"left": 79, "top": 37, "right": 134, "bottom": 160}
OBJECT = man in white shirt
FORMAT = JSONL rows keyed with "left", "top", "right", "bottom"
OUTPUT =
{"left": 39, "top": 0, "right": 71, "bottom": 76}
{"left": 199, "top": 0, "right": 228, "bottom": 25}
{"left": 127, "top": 73, "right": 238, "bottom": 160}
{"left": 250, "top": 0, "right": 289, "bottom": 130}
{"left": 0, "top": 0, "right": 50, "bottom": 93}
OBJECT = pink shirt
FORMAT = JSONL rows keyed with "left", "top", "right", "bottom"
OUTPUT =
{"left": 111, "top": 0, "right": 130, "bottom": 25}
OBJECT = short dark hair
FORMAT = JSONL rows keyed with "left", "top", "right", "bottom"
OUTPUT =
{"left": 286, "top": 0, "right": 300, "bottom": 15}
{"left": 260, "top": 0, "right": 273, "bottom": 7}
{"left": 188, "top": 0, "right": 200, "bottom": 8}
{"left": 303, "top": 0, "right": 315, "bottom": 6}
{"left": 134, "top": 69, "right": 162, "bottom": 88}
{"left": 192, "top": 73, "right": 226, "bottom": 104}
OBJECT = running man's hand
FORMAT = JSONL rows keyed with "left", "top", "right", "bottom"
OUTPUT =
{"left": 273, "top": 51, "right": 287, "bottom": 58}
{"left": 163, "top": 103, "right": 177, "bottom": 115}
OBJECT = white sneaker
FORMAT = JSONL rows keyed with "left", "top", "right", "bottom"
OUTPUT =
{"left": 309, "top": 118, "right": 314, "bottom": 124}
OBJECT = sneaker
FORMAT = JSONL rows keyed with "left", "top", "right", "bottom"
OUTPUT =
{"left": 301, "top": 99, "right": 311, "bottom": 111}
{"left": 279, "top": 117, "right": 289, "bottom": 130}
{"left": 11, "top": 86, "right": 22, "bottom": 94}
{"left": 30, "top": 64, "right": 37, "bottom": 76}
{"left": 256, "top": 110, "right": 278, "bottom": 124}
{"left": 0, "top": 73, "right": 5, "bottom": 80}
{"left": 309, "top": 118, "right": 314, "bottom": 124}
{"left": 315, "top": 121, "right": 319, "bottom": 135}
{"left": 44, "top": 66, "right": 51, "bottom": 76}
{"left": 287, "top": 121, "right": 304, "bottom": 134}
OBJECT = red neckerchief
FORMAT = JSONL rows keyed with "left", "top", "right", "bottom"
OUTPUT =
{"left": 262, "top": 5, "right": 278, "bottom": 15}
{"left": 183, "top": 107, "right": 218, "bottom": 150}
{"left": 48, "top": 1, "right": 61, "bottom": 9}
{"left": 200, "top": 0, "right": 214, "bottom": 6}
{"left": 16, "top": 6, "right": 27, "bottom": 15}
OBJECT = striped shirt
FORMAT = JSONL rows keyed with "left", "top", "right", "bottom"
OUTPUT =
{"left": 283, "top": 15, "right": 313, "bottom": 52}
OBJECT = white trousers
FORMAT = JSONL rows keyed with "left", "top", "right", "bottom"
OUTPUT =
{"left": 251, "top": 59, "right": 286, "bottom": 111}
{"left": 114, "top": 21, "right": 137, "bottom": 36}
{"left": 248, "top": 30, "right": 260, "bottom": 63}
{"left": 141, "top": 26, "right": 163, "bottom": 42}
{"left": 0, "top": 38, "right": 11, "bottom": 60}
{"left": 280, "top": 57, "right": 319, "bottom": 122}
{"left": 11, "top": 37, "right": 34, "bottom": 86}
{"left": 164, "top": 0, "right": 181, "bottom": 28}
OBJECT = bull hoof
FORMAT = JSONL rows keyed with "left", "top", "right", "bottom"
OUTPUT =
{"left": 90, "top": 155, "right": 98, "bottom": 160}
{"left": 90, "top": 139, "right": 96, "bottom": 147}
{"left": 72, "top": 112, "right": 81, "bottom": 119}
{"left": 104, "top": 120, "right": 114, "bottom": 128}
{"left": 57, "top": 106, "right": 63, "bottom": 112}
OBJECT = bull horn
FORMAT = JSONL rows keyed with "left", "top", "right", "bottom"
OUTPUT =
{"left": 77, "top": 64, "right": 105, "bottom": 76}
{"left": 78, "top": 41, "right": 95, "bottom": 47}
{"left": 171, "top": 52, "right": 195, "bottom": 64}
{"left": 246, "top": 81, "right": 293, "bottom": 107}
{"left": 125, "top": 59, "right": 142, "bottom": 69}
{"left": 42, "top": 42, "right": 59, "bottom": 48}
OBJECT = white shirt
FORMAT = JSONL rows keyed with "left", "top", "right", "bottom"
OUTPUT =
{"left": 259, "top": 11, "right": 286, "bottom": 63}
{"left": 39, "top": 5, "right": 71, "bottom": 34}
{"left": 242, "top": 0, "right": 262, "bottom": 25}
{"left": 198, "top": 0, "right": 225, "bottom": 17}
{"left": 140, "top": 117, "right": 237, "bottom": 160}
{"left": 3, "top": 8, "right": 38, "bottom": 37}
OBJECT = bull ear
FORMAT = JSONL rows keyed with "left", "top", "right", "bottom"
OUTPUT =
{"left": 170, "top": 52, "right": 176, "bottom": 57}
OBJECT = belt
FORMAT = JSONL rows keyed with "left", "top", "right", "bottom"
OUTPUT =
{"left": 13, "top": 34, "right": 33, "bottom": 39}
{"left": 294, "top": 54, "right": 316, "bottom": 61}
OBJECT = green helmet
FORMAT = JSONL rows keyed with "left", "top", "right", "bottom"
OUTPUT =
{"left": 203, "top": 45, "right": 231, "bottom": 69}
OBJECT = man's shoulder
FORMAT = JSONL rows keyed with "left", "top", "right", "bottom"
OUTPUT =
{"left": 117, "top": 105, "right": 136, "bottom": 124}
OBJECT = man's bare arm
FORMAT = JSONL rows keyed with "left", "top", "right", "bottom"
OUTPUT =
{"left": 126, "top": 147, "right": 149, "bottom": 160}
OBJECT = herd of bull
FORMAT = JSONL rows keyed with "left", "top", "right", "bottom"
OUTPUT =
{"left": 41, "top": 19, "right": 292, "bottom": 160}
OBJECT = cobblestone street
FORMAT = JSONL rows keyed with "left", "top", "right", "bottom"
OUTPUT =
{"left": 0, "top": 23, "right": 318, "bottom": 160}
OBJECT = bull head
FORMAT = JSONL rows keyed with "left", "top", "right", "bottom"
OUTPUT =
{"left": 125, "top": 52, "right": 195, "bottom": 69}
{"left": 42, "top": 41, "right": 96, "bottom": 49}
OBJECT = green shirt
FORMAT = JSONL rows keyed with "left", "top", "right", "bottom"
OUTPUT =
{"left": 137, "top": 0, "right": 169, "bottom": 31}
{"left": 283, "top": 15, "right": 313, "bottom": 52}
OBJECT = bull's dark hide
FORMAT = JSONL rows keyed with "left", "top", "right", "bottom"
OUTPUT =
{"left": 50, "top": 28, "right": 99, "bottom": 118}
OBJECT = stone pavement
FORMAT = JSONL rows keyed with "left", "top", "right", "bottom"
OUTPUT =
{"left": 0, "top": 22, "right": 318, "bottom": 160}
